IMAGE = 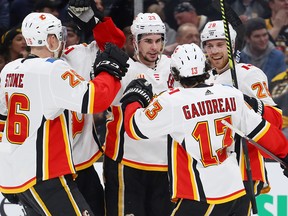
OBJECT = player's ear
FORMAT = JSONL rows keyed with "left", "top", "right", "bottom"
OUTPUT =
{"left": 46, "top": 34, "right": 54, "bottom": 50}
{"left": 46, "top": 34, "right": 58, "bottom": 50}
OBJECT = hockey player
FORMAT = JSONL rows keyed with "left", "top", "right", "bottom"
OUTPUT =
{"left": 201, "top": 20, "right": 283, "bottom": 214}
{"left": 120, "top": 43, "right": 288, "bottom": 216}
{"left": 62, "top": 1, "right": 127, "bottom": 215}
{"left": 103, "top": 13, "right": 175, "bottom": 215}
{"left": 0, "top": 12, "right": 129, "bottom": 216}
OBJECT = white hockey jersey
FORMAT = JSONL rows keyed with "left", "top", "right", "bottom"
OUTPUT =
{"left": 62, "top": 42, "right": 103, "bottom": 170}
{"left": 105, "top": 55, "right": 175, "bottom": 170}
{"left": 206, "top": 63, "right": 282, "bottom": 184}
{"left": 124, "top": 84, "right": 288, "bottom": 203}
{"left": 60, "top": 16, "right": 126, "bottom": 170}
{"left": 207, "top": 63, "right": 276, "bottom": 105}
{"left": 0, "top": 55, "right": 120, "bottom": 193}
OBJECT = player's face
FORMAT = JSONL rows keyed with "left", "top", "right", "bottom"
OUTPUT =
{"left": 65, "top": 28, "right": 80, "bottom": 48}
{"left": 246, "top": 28, "right": 269, "bottom": 53}
{"left": 137, "top": 34, "right": 164, "bottom": 67}
{"left": 204, "top": 39, "right": 229, "bottom": 71}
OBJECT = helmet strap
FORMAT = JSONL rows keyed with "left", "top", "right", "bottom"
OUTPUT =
{"left": 217, "top": 61, "right": 230, "bottom": 75}
{"left": 46, "top": 39, "right": 63, "bottom": 58}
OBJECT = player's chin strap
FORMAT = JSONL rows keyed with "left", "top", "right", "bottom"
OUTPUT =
{"left": 47, "top": 41, "right": 65, "bottom": 59}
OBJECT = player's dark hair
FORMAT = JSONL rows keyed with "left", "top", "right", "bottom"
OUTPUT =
{"left": 137, "top": 33, "right": 165, "bottom": 43}
{"left": 179, "top": 73, "right": 210, "bottom": 87}
{"left": 171, "top": 60, "right": 211, "bottom": 87}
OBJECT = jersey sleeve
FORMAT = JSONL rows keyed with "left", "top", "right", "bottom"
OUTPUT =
{"left": 62, "top": 42, "right": 98, "bottom": 80}
{"left": 241, "top": 103, "right": 288, "bottom": 159}
{"left": 263, "top": 105, "right": 283, "bottom": 129}
{"left": 239, "top": 65, "right": 276, "bottom": 106}
{"left": 124, "top": 94, "right": 174, "bottom": 140}
{"left": 239, "top": 64, "right": 283, "bottom": 128}
{"left": 92, "top": 17, "right": 126, "bottom": 51}
{"left": 49, "top": 59, "right": 120, "bottom": 114}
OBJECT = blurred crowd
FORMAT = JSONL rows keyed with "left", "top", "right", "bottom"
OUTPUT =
{"left": 0, "top": 1, "right": 287, "bottom": 215}
{"left": 0, "top": 0, "right": 287, "bottom": 136}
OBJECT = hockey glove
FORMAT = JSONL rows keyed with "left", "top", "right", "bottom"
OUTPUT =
{"left": 93, "top": 43, "right": 129, "bottom": 80}
{"left": 1, "top": 193, "right": 19, "bottom": 204}
{"left": 120, "top": 78, "right": 153, "bottom": 110}
{"left": 243, "top": 94, "right": 264, "bottom": 116}
{"left": 67, "top": 0, "right": 104, "bottom": 32}
{"left": 280, "top": 155, "right": 288, "bottom": 178}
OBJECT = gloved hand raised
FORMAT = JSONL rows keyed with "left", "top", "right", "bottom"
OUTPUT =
{"left": 68, "top": 0, "right": 90, "bottom": 12}
{"left": 243, "top": 94, "right": 264, "bottom": 115}
{"left": 67, "top": 0, "right": 104, "bottom": 32}
{"left": 93, "top": 43, "right": 129, "bottom": 80}
{"left": 120, "top": 78, "right": 153, "bottom": 110}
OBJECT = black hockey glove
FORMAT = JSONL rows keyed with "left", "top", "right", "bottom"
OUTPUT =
{"left": 1, "top": 193, "right": 19, "bottom": 204}
{"left": 280, "top": 155, "right": 288, "bottom": 178}
{"left": 120, "top": 78, "right": 153, "bottom": 110}
{"left": 93, "top": 43, "right": 129, "bottom": 80}
{"left": 69, "top": 0, "right": 90, "bottom": 9}
{"left": 67, "top": 0, "right": 104, "bottom": 33}
{"left": 243, "top": 94, "right": 264, "bottom": 116}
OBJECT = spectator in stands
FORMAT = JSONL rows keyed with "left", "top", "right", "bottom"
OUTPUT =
{"left": 9, "top": 0, "right": 37, "bottom": 28}
{"left": 228, "top": 0, "right": 271, "bottom": 23}
{"left": 0, "top": 26, "right": 28, "bottom": 63}
{"left": 0, "top": 0, "right": 10, "bottom": 37}
{"left": 95, "top": 0, "right": 105, "bottom": 13}
{"left": 147, "top": 3, "right": 176, "bottom": 46}
{"left": 164, "top": 22, "right": 200, "bottom": 56}
{"left": 0, "top": 45, "right": 7, "bottom": 72}
{"left": 173, "top": 1, "right": 208, "bottom": 31}
{"left": 265, "top": 0, "right": 288, "bottom": 64}
{"left": 63, "top": 21, "right": 83, "bottom": 47}
{"left": 34, "top": 0, "right": 67, "bottom": 19}
{"left": 240, "top": 17, "right": 287, "bottom": 84}
{"left": 270, "top": 69, "right": 288, "bottom": 139}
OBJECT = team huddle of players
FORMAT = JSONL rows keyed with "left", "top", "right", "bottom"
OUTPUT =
{"left": 0, "top": 1, "right": 287, "bottom": 216}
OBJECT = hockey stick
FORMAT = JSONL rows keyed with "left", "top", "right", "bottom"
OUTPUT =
{"left": 218, "top": 0, "right": 238, "bottom": 88}
{"left": 210, "top": 0, "right": 245, "bottom": 62}
{"left": 221, "top": 120, "right": 288, "bottom": 168}
{"left": 218, "top": 0, "right": 257, "bottom": 213}
{"left": 92, "top": 114, "right": 105, "bottom": 153}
